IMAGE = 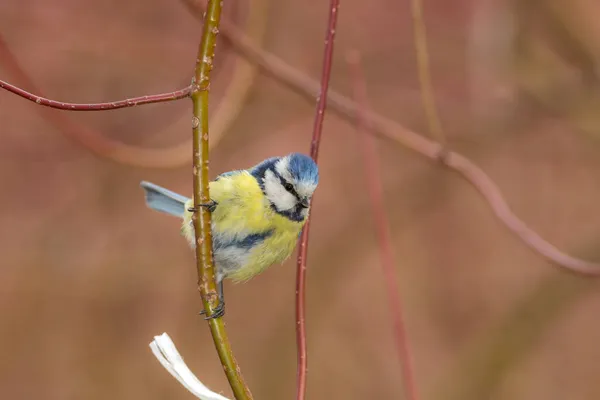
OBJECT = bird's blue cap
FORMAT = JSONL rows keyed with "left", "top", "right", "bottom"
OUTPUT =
{"left": 287, "top": 153, "right": 319, "bottom": 185}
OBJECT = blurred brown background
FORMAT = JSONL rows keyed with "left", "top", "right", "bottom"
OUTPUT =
{"left": 2, "top": 0, "right": 600, "bottom": 399}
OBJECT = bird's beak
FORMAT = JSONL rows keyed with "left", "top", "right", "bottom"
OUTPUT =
{"left": 300, "top": 198, "right": 310, "bottom": 208}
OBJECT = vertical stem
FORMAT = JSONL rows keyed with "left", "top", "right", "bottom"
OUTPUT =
{"left": 295, "top": 2, "right": 340, "bottom": 400}
{"left": 191, "top": 1, "right": 253, "bottom": 399}
{"left": 348, "top": 51, "right": 420, "bottom": 400}
{"left": 410, "top": 0, "right": 446, "bottom": 148}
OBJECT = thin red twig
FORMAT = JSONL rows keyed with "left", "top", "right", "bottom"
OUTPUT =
{"left": 348, "top": 50, "right": 419, "bottom": 400}
{"left": 0, "top": 33, "right": 190, "bottom": 110}
{"left": 0, "top": 79, "right": 191, "bottom": 110}
{"left": 295, "top": 2, "right": 340, "bottom": 400}
{"left": 0, "top": 35, "right": 194, "bottom": 168}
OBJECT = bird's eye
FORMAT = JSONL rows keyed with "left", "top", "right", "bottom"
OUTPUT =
{"left": 284, "top": 182, "right": 294, "bottom": 192}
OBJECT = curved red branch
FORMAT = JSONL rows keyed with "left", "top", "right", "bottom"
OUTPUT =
{"left": 0, "top": 79, "right": 191, "bottom": 110}
{"left": 0, "top": 34, "right": 194, "bottom": 168}
{"left": 445, "top": 151, "right": 600, "bottom": 275}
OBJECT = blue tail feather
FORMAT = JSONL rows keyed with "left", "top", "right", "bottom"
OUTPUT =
{"left": 140, "top": 181, "right": 189, "bottom": 218}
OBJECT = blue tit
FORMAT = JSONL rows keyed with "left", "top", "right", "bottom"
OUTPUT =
{"left": 140, "top": 152, "right": 319, "bottom": 318}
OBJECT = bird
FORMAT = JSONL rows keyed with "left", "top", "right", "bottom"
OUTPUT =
{"left": 140, "top": 152, "right": 319, "bottom": 319}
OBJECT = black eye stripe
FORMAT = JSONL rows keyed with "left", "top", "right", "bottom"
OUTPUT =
{"left": 287, "top": 184, "right": 300, "bottom": 199}
{"left": 269, "top": 167, "right": 302, "bottom": 200}
{"left": 278, "top": 176, "right": 300, "bottom": 200}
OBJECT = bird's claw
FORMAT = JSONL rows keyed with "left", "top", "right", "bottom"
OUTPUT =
{"left": 199, "top": 301, "right": 225, "bottom": 320}
{"left": 188, "top": 200, "right": 218, "bottom": 213}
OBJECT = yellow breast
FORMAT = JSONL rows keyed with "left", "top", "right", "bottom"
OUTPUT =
{"left": 181, "top": 172, "right": 306, "bottom": 282}
{"left": 228, "top": 213, "right": 304, "bottom": 282}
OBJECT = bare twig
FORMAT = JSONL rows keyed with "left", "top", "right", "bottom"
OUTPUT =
{"left": 0, "top": 35, "right": 193, "bottom": 168}
{"left": 348, "top": 50, "right": 420, "bottom": 400}
{"left": 181, "top": 1, "right": 600, "bottom": 276}
{"left": 295, "top": 2, "right": 340, "bottom": 400}
{"left": 410, "top": 0, "right": 446, "bottom": 149}
{"left": 0, "top": 79, "right": 191, "bottom": 110}
{"left": 190, "top": 1, "right": 253, "bottom": 399}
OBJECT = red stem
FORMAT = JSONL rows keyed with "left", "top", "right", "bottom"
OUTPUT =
{"left": 0, "top": 79, "right": 191, "bottom": 111}
{"left": 0, "top": 34, "right": 196, "bottom": 168}
{"left": 295, "top": 1, "right": 340, "bottom": 400}
{"left": 348, "top": 50, "right": 419, "bottom": 400}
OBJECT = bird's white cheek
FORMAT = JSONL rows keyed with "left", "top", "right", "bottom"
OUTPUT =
{"left": 267, "top": 190, "right": 297, "bottom": 212}
{"left": 276, "top": 192, "right": 298, "bottom": 211}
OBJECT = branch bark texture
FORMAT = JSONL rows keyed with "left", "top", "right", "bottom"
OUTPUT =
{"left": 191, "top": 1, "right": 253, "bottom": 399}
{"left": 0, "top": 79, "right": 191, "bottom": 110}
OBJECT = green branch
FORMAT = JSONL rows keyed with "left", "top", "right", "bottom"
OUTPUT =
{"left": 190, "top": 1, "right": 253, "bottom": 399}
{"left": 410, "top": 0, "right": 446, "bottom": 149}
